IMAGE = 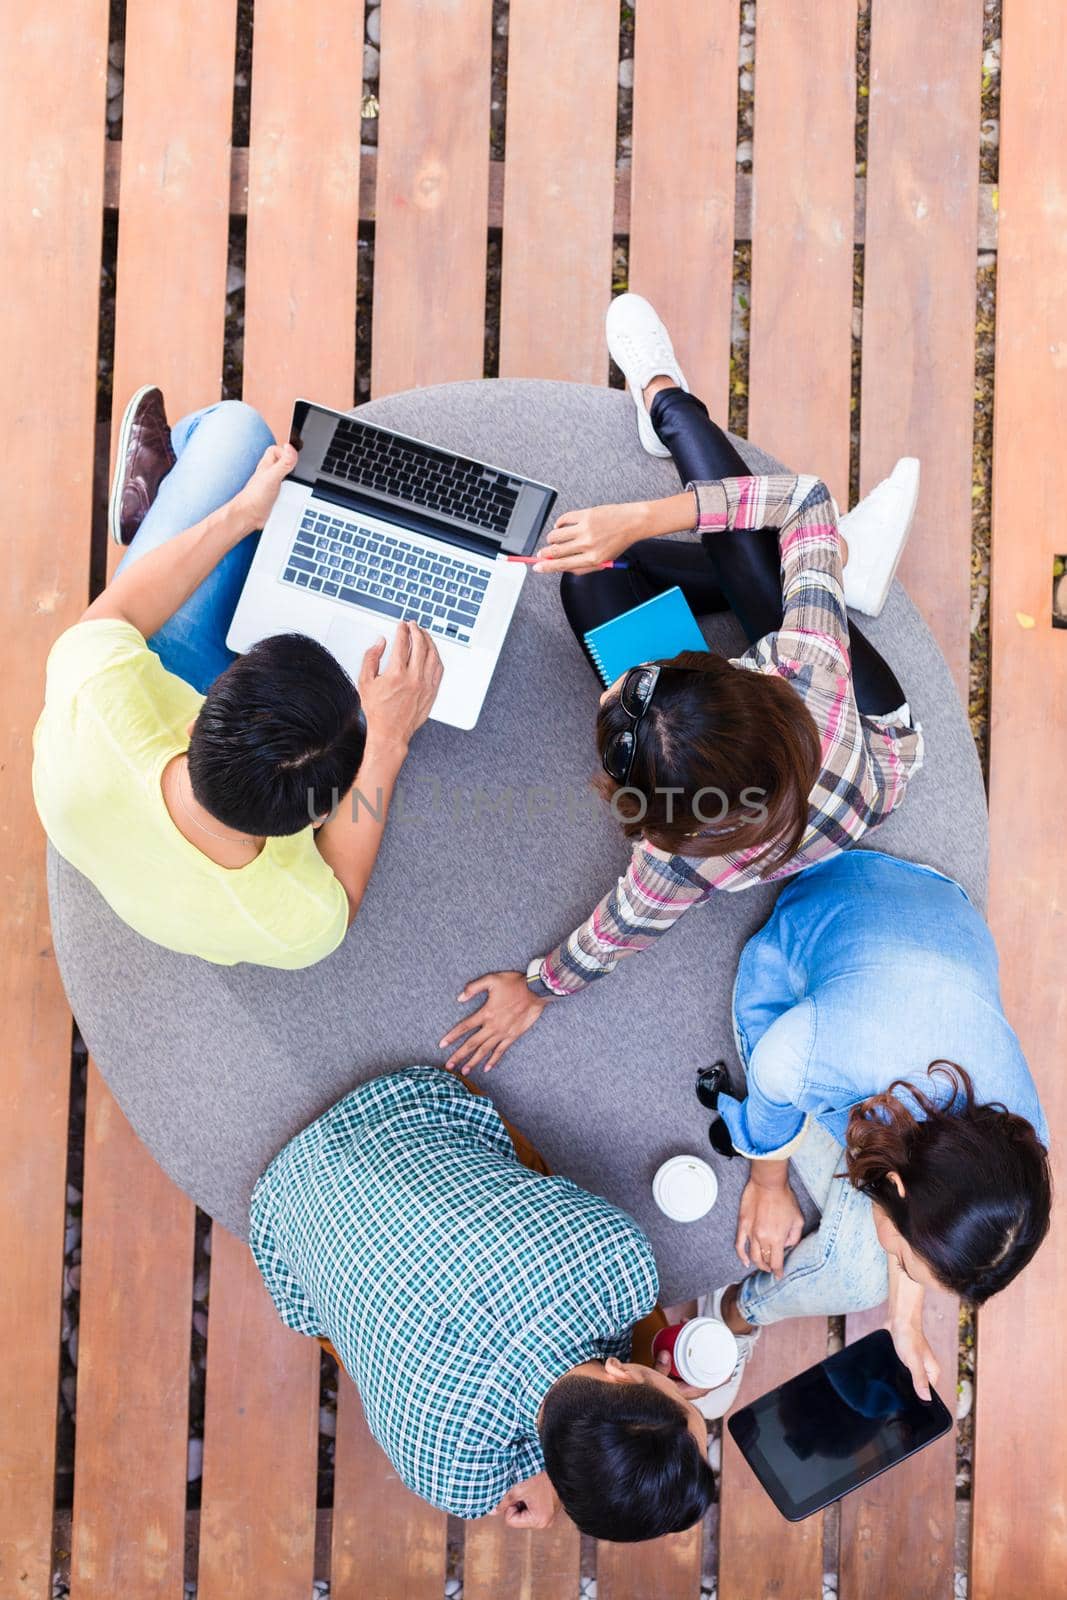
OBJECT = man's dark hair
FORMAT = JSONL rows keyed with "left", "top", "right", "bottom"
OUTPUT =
{"left": 187, "top": 633, "right": 365, "bottom": 837}
{"left": 539, "top": 1373, "right": 713, "bottom": 1542}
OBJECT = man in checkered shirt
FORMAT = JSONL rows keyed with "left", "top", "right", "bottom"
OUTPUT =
{"left": 251, "top": 1066, "right": 713, "bottom": 1540}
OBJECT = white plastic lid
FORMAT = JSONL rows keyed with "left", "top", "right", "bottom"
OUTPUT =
{"left": 676, "top": 1317, "right": 738, "bottom": 1388}
{"left": 652, "top": 1155, "right": 718, "bottom": 1222}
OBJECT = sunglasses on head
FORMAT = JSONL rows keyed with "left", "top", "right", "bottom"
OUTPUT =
{"left": 601, "top": 664, "right": 661, "bottom": 786}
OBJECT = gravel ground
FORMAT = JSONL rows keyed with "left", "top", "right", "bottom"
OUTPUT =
{"left": 970, "top": 0, "right": 1003, "bottom": 769}
{"left": 67, "top": 2, "right": 1002, "bottom": 1595}
{"left": 728, "top": 2, "right": 756, "bottom": 440}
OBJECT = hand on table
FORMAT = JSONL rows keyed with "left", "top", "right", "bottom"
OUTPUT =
{"left": 532, "top": 502, "right": 646, "bottom": 574}
{"left": 439, "top": 971, "right": 548, "bottom": 1074}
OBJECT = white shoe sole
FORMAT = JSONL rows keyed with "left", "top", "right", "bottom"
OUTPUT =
{"left": 842, "top": 458, "right": 920, "bottom": 617}
{"left": 108, "top": 383, "right": 160, "bottom": 545}
{"left": 605, "top": 294, "right": 689, "bottom": 458}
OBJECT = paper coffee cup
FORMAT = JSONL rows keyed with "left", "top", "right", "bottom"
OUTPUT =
{"left": 674, "top": 1317, "right": 738, "bottom": 1389}
{"left": 652, "top": 1155, "right": 718, "bottom": 1222}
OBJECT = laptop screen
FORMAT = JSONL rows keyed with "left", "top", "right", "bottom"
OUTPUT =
{"left": 285, "top": 399, "right": 556, "bottom": 559}
{"left": 287, "top": 400, "right": 348, "bottom": 487}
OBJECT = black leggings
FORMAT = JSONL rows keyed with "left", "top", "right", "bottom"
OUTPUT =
{"left": 560, "top": 387, "right": 905, "bottom": 717}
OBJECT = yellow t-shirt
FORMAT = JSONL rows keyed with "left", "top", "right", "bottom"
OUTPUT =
{"left": 33, "top": 619, "right": 349, "bottom": 969}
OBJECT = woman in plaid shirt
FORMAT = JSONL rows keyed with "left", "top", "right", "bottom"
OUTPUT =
{"left": 442, "top": 296, "right": 923, "bottom": 1071}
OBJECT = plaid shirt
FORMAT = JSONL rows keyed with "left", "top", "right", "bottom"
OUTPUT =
{"left": 250, "top": 1067, "right": 658, "bottom": 1519}
{"left": 529, "top": 475, "right": 924, "bottom": 998}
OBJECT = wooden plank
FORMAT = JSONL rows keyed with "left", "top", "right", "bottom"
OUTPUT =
{"left": 70, "top": 1071, "right": 193, "bottom": 1600}
{"left": 588, "top": 1309, "right": 703, "bottom": 1597}
{"left": 242, "top": 0, "right": 363, "bottom": 436}
{"left": 718, "top": 1325, "right": 826, "bottom": 1600}
{"left": 840, "top": 8, "right": 982, "bottom": 1592}
{"left": 628, "top": 0, "right": 740, "bottom": 415}
{"left": 859, "top": 0, "right": 983, "bottom": 698}
{"left": 719, "top": 9, "right": 857, "bottom": 1596}
{"left": 67, "top": 6, "right": 239, "bottom": 1592}
{"left": 109, "top": 1, "right": 238, "bottom": 437}
{"left": 598, "top": 1524, "right": 704, "bottom": 1600}
{"left": 839, "top": 1294, "right": 957, "bottom": 1600}
{"left": 747, "top": 0, "right": 858, "bottom": 505}
{"left": 0, "top": 6, "right": 108, "bottom": 1596}
{"left": 195, "top": 9, "right": 361, "bottom": 1594}
{"left": 102, "top": 143, "right": 1005, "bottom": 252}
{"left": 499, "top": 0, "right": 619, "bottom": 382}
{"left": 197, "top": 1229, "right": 320, "bottom": 1600}
{"left": 463, "top": 1516, "right": 580, "bottom": 1600}
{"left": 331, "top": 1377, "right": 447, "bottom": 1600}
{"left": 371, "top": 0, "right": 492, "bottom": 393}
{"left": 585, "top": 1307, "right": 702, "bottom": 1596}
{"left": 971, "top": 5, "right": 1067, "bottom": 1597}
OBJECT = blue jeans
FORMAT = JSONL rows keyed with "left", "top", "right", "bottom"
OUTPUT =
{"left": 116, "top": 400, "right": 276, "bottom": 694}
{"left": 736, "top": 1122, "right": 889, "bottom": 1325}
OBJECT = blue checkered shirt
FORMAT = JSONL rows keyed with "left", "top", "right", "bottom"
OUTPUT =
{"left": 250, "top": 1067, "right": 659, "bottom": 1519}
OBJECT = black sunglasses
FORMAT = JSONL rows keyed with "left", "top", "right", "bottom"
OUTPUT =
{"left": 696, "top": 1061, "right": 737, "bottom": 1159}
{"left": 601, "top": 664, "right": 661, "bottom": 786}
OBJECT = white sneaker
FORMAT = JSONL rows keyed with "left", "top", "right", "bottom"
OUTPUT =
{"left": 690, "top": 1286, "right": 761, "bottom": 1422}
{"left": 839, "top": 457, "right": 921, "bottom": 617}
{"left": 605, "top": 293, "right": 690, "bottom": 458}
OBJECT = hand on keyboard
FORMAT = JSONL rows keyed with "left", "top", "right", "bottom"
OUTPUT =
{"left": 357, "top": 622, "right": 443, "bottom": 750}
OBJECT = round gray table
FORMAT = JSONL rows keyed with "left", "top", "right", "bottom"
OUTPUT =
{"left": 49, "top": 380, "right": 987, "bottom": 1302}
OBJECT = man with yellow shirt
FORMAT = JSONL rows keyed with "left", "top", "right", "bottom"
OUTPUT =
{"left": 33, "top": 389, "right": 441, "bottom": 969}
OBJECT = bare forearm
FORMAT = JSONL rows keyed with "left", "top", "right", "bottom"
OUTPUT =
{"left": 315, "top": 734, "right": 408, "bottom": 923}
{"left": 629, "top": 490, "right": 699, "bottom": 542}
{"left": 747, "top": 1157, "right": 791, "bottom": 1188}
{"left": 83, "top": 500, "right": 255, "bottom": 638}
{"left": 886, "top": 1252, "right": 925, "bottom": 1330}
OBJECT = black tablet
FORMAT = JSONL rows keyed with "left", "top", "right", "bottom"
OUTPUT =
{"left": 727, "top": 1328, "right": 952, "bottom": 1521}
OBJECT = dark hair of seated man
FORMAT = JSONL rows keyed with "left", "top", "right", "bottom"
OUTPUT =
{"left": 187, "top": 632, "right": 365, "bottom": 838}
{"left": 539, "top": 1370, "right": 714, "bottom": 1542}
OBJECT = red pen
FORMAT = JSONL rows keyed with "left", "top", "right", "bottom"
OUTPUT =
{"left": 507, "top": 555, "right": 629, "bottom": 571}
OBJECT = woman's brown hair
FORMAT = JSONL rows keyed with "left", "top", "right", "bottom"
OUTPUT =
{"left": 845, "top": 1062, "right": 1051, "bottom": 1304}
{"left": 594, "top": 651, "right": 821, "bottom": 871}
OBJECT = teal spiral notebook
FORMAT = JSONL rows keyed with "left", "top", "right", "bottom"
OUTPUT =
{"left": 583, "top": 586, "right": 708, "bottom": 686}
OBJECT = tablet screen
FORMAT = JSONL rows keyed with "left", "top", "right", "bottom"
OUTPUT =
{"left": 727, "top": 1329, "right": 952, "bottom": 1521}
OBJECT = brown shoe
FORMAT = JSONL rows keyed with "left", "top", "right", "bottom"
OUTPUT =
{"left": 109, "top": 385, "right": 176, "bottom": 545}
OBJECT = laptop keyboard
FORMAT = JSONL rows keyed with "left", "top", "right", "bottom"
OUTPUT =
{"left": 321, "top": 417, "right": 521, "bottom": 535}
{"left": 282, "top": 509, "right": 491, "bottom": 646}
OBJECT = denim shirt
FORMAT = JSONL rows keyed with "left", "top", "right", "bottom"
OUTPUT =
{"left": 720, "top": 851, "right": 1049, "bottom": 1160}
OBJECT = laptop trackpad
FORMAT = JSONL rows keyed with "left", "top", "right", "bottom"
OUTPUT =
{"left": 326, "top": 613, "right": 393, "bottom": 678}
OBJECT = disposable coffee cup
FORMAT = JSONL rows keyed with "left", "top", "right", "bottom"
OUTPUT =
{"left": 652, "top": 1155, "right": 718, "bottom": 1222}
{"left": 654, "top": 1316, "right": 738, "bottom": 1389}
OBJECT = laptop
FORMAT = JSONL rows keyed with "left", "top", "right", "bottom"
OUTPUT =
{"left": 226, "top": 400, "right": 557, "bottom": 730}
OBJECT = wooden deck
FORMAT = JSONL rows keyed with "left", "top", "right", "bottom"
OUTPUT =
{"left": 1, "top": 1, "right": 1064, "bottom": 1596}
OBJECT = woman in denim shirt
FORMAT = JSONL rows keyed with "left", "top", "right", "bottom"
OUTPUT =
{"left": 711, "top": 850, "right": 1050, "bottom": 1402}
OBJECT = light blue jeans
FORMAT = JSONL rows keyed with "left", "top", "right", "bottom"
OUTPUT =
{"left": 736, "top": 1122, "right": 889, "bottom": 1326}
{"left": 116, "top": 399, "right": 276, "bottom": 694}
